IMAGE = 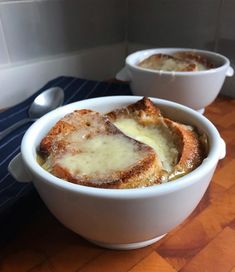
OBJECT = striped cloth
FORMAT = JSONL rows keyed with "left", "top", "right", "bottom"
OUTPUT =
{"left": 0, "top": 76, "right": 131, "bottom": 214}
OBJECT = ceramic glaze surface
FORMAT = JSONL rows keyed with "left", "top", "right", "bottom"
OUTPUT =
{"left": 116, "top": 48, "right": 233, "bottom": 111}
{"left": 8, "top": 96, "right": 225, "bottom": 249}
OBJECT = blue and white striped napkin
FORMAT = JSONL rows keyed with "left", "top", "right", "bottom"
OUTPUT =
{"left": 0, "top": 76, "right": 131, "bottom": 214}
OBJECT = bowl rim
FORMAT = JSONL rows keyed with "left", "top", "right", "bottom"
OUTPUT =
{"left": 21, "top": 95, "right": 222, "bottom": 199}
{"left": 126, "top": 47, "right": 230, "bottom": 76}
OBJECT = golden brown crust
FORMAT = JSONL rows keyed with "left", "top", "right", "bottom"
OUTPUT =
{"left": 38, "top": 98, "right": 206, "bottom": 188}
{"left": 65, "top": 152, "right": 161, "bottom": 189}
{"left": 161, "top": 118, "right": 204, "bottom": 180}
{"left": 40, "top": 120, "right": 76, "bottom": 155}
{"left": 108, "top": 97, "right": 206, "bottom": 181}
{"left": 107, "top": 97, "right": 162, "bottom": 125}
{"left": 38, "top": 108, "right": 163, "bottom": 189}
{"left": 174, "top": 52, "right": 215, "bottom": 69}
{"left": 138, "top": 53, "right": 198, "bottom": 72}
{"left": 138, "top": 52, "right": 215, "bottom": 71}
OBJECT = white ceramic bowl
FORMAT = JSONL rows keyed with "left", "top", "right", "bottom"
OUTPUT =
{"left": 116, "top": 48, "right": 234, "bottom": 112}
{"left": 8, "top": 96, "right": 226, "bottom": 250}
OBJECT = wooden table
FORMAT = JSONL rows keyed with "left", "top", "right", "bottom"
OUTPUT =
{"left": 0, "top": 96, "right": 235, "bottom": 272}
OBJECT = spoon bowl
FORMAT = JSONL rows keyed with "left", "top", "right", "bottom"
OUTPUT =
{"left": 28, "top": 87, "right": 64, "bottom": 119}
{"left": 0, "top": 87, "right": 64, "bottom": 141}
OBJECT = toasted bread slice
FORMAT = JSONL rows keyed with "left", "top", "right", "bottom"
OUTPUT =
{"left": 174, "top": 52, "right": 215, "bottom": 70}
{"left": 138, "top": 53, "right": 197, "bottom": 72}
{"left": 138, "top": 52, "right": 214, "bottom": 72}
{"left": 107, "top": 97, "right": 206, "bottom": 181}
{"left": 39, "top": 109, "right": 164, "bottom": 189}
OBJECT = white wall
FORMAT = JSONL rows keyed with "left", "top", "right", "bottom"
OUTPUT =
{"left": 0, "top": 0, "right": 235, "bottom": 108}
{"left": 0, "top": 0, "right": 127, "bottom": 67}
{"left": 0, "top": 43, "right": 126, "bottom": 108}
{"left": 0, "top": 0, "right": 128, "bottom": 107}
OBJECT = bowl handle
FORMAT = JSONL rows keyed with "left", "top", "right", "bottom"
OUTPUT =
{"left": 115, "top": 67, "right": 131, "bottom": 82}
{"left": 8, "top": 153, "right": 32, "bottom": 183}
{"left": 226, "top": 66, "right": 234, "bottom": 77}
{"left": 219, "top": 138, "right": 226, "bottom": 160}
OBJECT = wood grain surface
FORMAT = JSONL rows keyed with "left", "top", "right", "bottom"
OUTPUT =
{"left": 0, "top": 96, "right": 234, "bottom": 272}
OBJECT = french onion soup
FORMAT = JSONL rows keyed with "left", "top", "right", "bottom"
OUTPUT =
{"left": 138, "top": 52, "right": 215, "bottom": 72}
{"left": 37, "top": 97, "right": 207, "bottom": 189}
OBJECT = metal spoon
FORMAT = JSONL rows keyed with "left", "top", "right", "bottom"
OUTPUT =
{"left": 0, "top": 87, "right": 64, "bottom": 141}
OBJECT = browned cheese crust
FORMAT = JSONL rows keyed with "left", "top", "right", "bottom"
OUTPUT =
{"left": 107, "top": 97, "right": 206, "bottom": 181}
{"left": 138, "top": 52, "right": 215, "bottom": 72}
{"left": 174, "top": 52, "right": 215, "bottom": 69}
{"left": 107, "top": 96, "right": 162, "bottom": 126}
{"left": 39, "top": 108, "right": 163, "bottom": 189}
{"left": 39, "top": 98, "right": 206, "bottom": 188}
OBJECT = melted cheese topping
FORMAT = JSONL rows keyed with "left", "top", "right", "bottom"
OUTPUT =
{"left": 140, "top": 58, "right": 184, "bottom": 71}
{"left": 57, "top": 134, "right": 143, "bottom": 176}
{"left": 114, "top": 118, "right": 178, "bottom": 172}
{"left": 138, "top": 55, "right": 208, "bottom": 71}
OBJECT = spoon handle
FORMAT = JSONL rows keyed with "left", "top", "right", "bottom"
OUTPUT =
{"left": 0, "top": 118, "right": 33, "bottom": 141}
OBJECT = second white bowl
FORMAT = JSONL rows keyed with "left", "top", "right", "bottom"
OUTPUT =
{"left": 116, "top": 48, "right": 234, "bottom": 112}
